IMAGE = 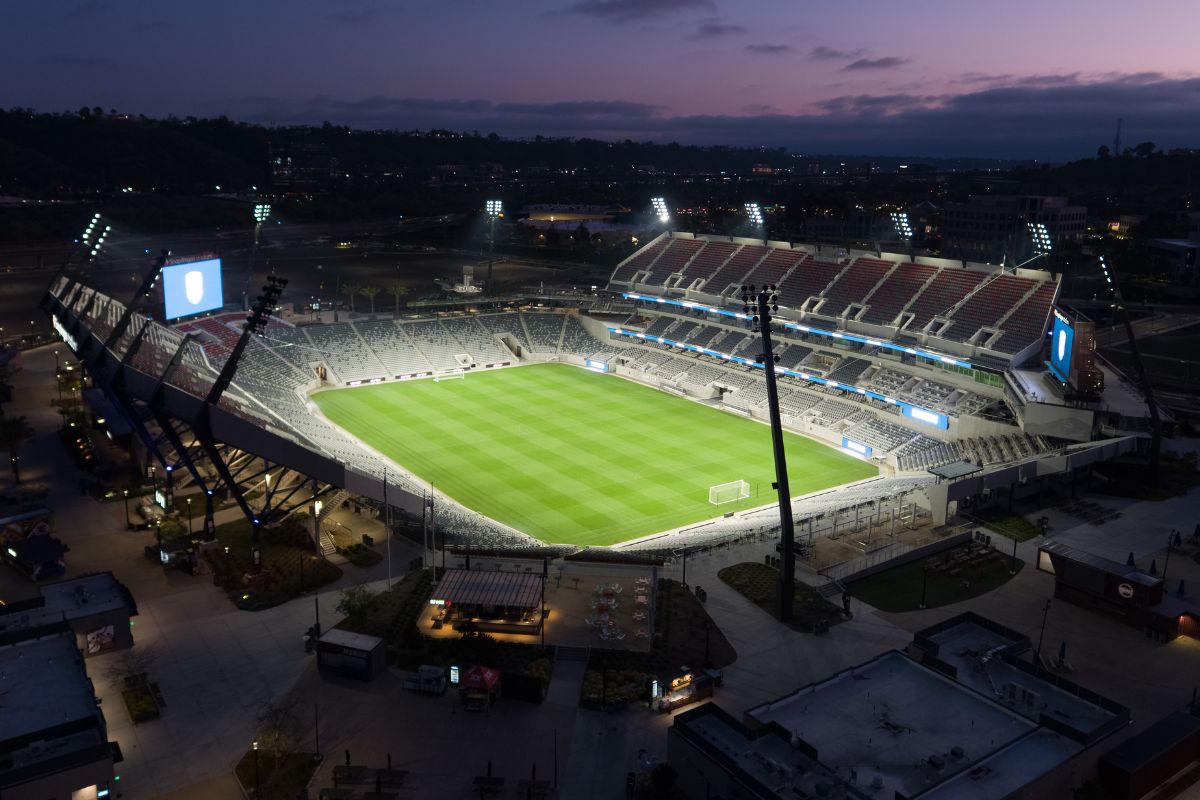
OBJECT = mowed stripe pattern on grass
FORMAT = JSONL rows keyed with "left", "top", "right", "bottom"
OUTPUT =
{"left": 313, "top": 363, "right": 877, "bottom": 546}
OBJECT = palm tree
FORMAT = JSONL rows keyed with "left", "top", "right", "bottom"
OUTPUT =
{"left": 387, "top": 280, "right": 409, "bottom": 318}
{"left": 359, "top": 285, "right": 381, "bottom": 314}
{"left": 341, "top": 282, "right": 361, "bottom": 313}
{"left": 0, "top": 415, "right": 35, "bottom": 485}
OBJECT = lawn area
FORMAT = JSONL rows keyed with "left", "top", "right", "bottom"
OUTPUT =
{"left": 313, "top": 363, "right": 876, "bottom": 546}
{"left": 718, "top": 562, "right": 845, "bottom": 632}
{"left": 847, "top": 550, "right": 1024, "bottom": 612}
{"left": 973, "top": 508, "right": 1043, "bottom": 542}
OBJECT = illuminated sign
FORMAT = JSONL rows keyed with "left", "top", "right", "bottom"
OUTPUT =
{"left": 585, "top": 359, "right": 611, "bottom": 372}
{"left": 841, "top": 437, "right": 873, "bottom": 457}
{"left": 449, "top": 665, "right": 460, "bottom": 685}
{"left": 161, "top": 258, "right": 225, "bottom": 320}
{"left": 155, "top": 490, "right": 166, "bottom": 508}
{"left": 1117, "top": 583, "right": 1134, "bottom": 599}
{"left": 1046, "top": 308, "right": 1074, "bottom": 383}
{"left": 52, "top": 315, "right": 79, "bottom": 352}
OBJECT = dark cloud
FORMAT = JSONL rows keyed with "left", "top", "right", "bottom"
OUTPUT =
{"left": 809, "top": 46, "right": 865, "bottom": 61}
{"left": 842, "top": 56, "right": 908, "bottom": 71}
{"left": 556, "top": 0, "right": 713, "bottom": 22}
{"left": 41, "top": 54, "right": 116, "bottom": 70}
{"left": 224, "top": 75, "right": 1200, "bottom": 160}
{"left": 688, "top": 19, "right": 746, "bottom": 39}
{"left": 746, "top": 43, "right": 792, "bottom": 55}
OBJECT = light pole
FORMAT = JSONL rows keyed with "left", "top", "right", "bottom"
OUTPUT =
{"left": 1162, "top": 531, "right": 1174, "bottom": 582}
{"left": 1035, "top": 599, "right": 1051, "bottom": 666}
{"left": 742, "top": 284, "right": 796, "bottom": 622}
{"left": 123, "top": 489, "right": 131, "bottom": 530}
{"left": 485, "top": 200, "right": 502, "bottom": 294}
{"left": 252, "top": 740, "right": 260, "bottom": 797}
{"left": 224, "top": 546, "right": 231, "bottom": 575}
{"left": 919, "top": 564, "right": 930, "bottom": 609}
{"left": 186, "top": 498, "right": 193, "bottom": 536}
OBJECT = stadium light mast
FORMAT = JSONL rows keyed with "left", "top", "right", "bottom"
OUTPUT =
{"left": 1099, "top": 255, "right": 1162, "bottom": 482}
{"left": 485, "top": 199, "right": 503, "bottom": 295}
{"left": 745, "top": 202, "right": 767, "bottom": 245}
{"left": 1013, "top": 221, "right": 1053, "bottom": 269}
{"left": 742, "top": 284, "right": 796, "bottom": 622}
{"left": 245, "top": 203, "right": 272, "bottom": 311}
{"left": 651, "top": 196, "right": 671, "bottom": 232}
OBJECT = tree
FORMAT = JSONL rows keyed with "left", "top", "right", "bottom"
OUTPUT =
{"left": 1096, "top": 145, "right": 1111, "bottom": 159}
{"left": 387, "top": 280, "right": 409, "bottom": 317}
{"left": 359, "top": 285, "right": 381, "bottom": 314}
{"left": 255, "top": 690, "right": 303, "bottom": 772}
{"left": 336, "top": 584, "right": 377, "bottom": 628}
{"left": 341, "top": 282, "right": 361, "bottom": 312}
{"left": 102, "top": 645, "right": 159, "bottom": 688}
{"left": 0, "top": 415, "right": 34, "bottom": 484}
{"left": 1133, "top": 141, "right": 1158, "bottom": 158}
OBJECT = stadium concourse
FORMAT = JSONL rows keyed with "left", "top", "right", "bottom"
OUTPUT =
{"left": 45, "top": 230, "right": 1141, "bottom": 565}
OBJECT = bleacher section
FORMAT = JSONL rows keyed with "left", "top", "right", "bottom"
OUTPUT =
{"left": 844, "top": 418, "right": 917, "bottom": 453}
{"left": 303, "top": 322, "right": 387, "bottom": 383}
{"left": 905, "top": 269, "right": 987, "bottom": 330}
{"left": 352, "top": 319, "right": 433, "bottom": 376}
{"left": 438, "top": 316, "right": 512, "bottom": 365}
{"left": 860, "top": 262, "right": 937, "bottom": 325}
{"left": 521, "top": 313, "right": 566, "bottom": 353}
{"left": 611, "top": 238, "right": 668, "bottom": 284}
{"left": 817, "top": 258, "right": 893, "bottom": 318}
{"left": 993, "top": 282, "right": 1057, "bottom": 353}
{"left": 476, "top": 312, "right": 530, "bottom": 352}
{"left": 401, "top": 320, "right": 462, "bottom": 370}
{"left": 675, "top": 240, "right": 737, "bottom": 287}
{"left": 826, "top": 357, "right": 871, "bottom": 385}
{"left": 701, "top": 244, "right": 769, "bottom": 294}
{"left": 742, "top": 248, "right": 805, "bottom": 292}
{"left": 945, "top": 274, "right": 1037, "bottom": 341}
{"left": 777, "top": 256, "right": 844, "bottom": 309}
{"left": 641, "top": 238, "right": 704, "bottom": 286}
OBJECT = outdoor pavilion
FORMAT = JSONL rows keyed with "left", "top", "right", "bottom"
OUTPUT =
{"left": 430, "top": 568, "right": 544, "bottom": 635}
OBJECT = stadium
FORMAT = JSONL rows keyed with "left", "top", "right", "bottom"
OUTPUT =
{"left": 43, "top": 229, "right": 1143, "bottom": 563}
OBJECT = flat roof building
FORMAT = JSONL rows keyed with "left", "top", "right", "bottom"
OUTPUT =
{"left": 0, "top": 572, "right": 138, "bottom": 656}
{"left": 671, "top": 613, "right": 1128, "bottom": 800}
{"left": 0, "top": 632, "right": 117, "bottom": 800}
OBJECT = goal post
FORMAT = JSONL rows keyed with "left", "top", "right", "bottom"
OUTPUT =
{"left": 433, "top": 369, "right": 465, "bottom": 383}
{"left": 709, "top": 480, "right": 751, "bottom": 506}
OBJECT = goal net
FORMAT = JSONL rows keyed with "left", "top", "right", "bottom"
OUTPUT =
{"left": 709, "top": 480, "right": 750, "bottom": 505}
{"left": 433, "top": 370, "right": 465, "bottom": 383}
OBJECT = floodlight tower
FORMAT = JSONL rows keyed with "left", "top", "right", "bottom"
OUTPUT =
{"left": 741, "top": 284, "right": 797, "bottom": 622}
{"left": 1098, "top": 255, "right": 1162, "bottom": 481}
{"left": 244, "top": 203, "right": 271, "bottom": 310}
{"left": 745, "top": 202, "right": 767, "bottom": 245}
{"left": 651, "top": 197, "right": 671, "bottom": 232}
{"left": 485, "top": 199, "right": 503, "bottom": 295}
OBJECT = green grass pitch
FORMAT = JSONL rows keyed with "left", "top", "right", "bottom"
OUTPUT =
{"left": 313, "top": 363, "right": 878, "bottom": 546}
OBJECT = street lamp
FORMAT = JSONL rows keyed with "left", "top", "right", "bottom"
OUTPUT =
{"left": 123, "top": 489, "right": 131, "bottom": 530}
{"left": 186, "top": 498, "right": 193, "bottom": 536}
{"left": 224, "top": 545, "right": 231, "bottom": 574}
{"left": 485, "top": 199, "right": 503, "bottom": 294}
{"left": 1035, "top": 599, "right": 1052, "bottom": 666}
{"left": 252, "top": 741, "right": 261, "bottom": 797}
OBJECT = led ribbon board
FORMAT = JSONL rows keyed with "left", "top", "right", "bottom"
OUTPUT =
{"left": 608, "top": 326, "right": 950, "bottom": 429}
{"left": 623, "top": 292, "right": 972, "bottom": 370}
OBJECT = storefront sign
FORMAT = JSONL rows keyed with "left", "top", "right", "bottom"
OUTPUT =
{"left": 449, "top": 665, "right": 460, "bottom": 685}
{"left": 1117, "top": 583, "right": 1134, "bottom": 599}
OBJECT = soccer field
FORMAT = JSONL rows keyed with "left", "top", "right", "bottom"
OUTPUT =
{"left": 312, "top": 363, "right": 878, "bottom": 546}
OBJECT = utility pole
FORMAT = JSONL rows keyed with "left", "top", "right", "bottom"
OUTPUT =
{"left": 742, "top": 284, "right": 796, "bottom": 622}
{"left": 1035, "top": 599, "right": 1051, "bottom": 666}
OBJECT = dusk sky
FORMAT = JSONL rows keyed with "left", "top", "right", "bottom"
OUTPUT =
{"left": 6, "top": 0, "right": 1200, "bottom": 159}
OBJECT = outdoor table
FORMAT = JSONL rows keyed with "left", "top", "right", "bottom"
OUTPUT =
{"left": 632, "top": 610, "right": 647, "bottom": 621}
{"left": 634, "top": 595, "right": 648, "bottom": 606}
{"left": 635, "top": 627, "right": 649, "bottom": 639}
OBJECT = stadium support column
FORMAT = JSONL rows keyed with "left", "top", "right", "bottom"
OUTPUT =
{"left": 743, "top": 285, "right": 796, "bottom": 622}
